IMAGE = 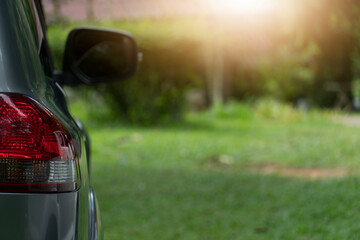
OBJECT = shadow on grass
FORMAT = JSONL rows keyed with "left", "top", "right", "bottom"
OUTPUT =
{"left": 87, "top": 114, "right": 265, "bottom": 138}
{"left": 93, "top": 164, "right": 360, "bottom": 240}
{"left": 86, "top": 116, "right": 217, "bottom": 132}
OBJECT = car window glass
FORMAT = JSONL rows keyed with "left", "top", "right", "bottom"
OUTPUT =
{"left": 18, "top": 0, "right": 41, "bottom": 50}
{"left": 29, "top": 0, "right": 52, "bottom": 77}
{"left": 32, "top": 0, "right": 44, "bottom": 51}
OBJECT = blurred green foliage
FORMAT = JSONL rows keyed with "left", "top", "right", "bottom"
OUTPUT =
{"left": 254, "top": 98, "right": 302, "bottom": 122}
{"left": 47, "top": 0, "right": 360, "bottom": 124}
{"left": 48, "top": 19, "right": 206, "bottom": 124}
{"left": 98, "top": 40, "right": 203, "bottom": 125}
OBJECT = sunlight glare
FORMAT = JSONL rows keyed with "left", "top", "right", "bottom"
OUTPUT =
{"left": 209, "top": 0, "right": 280, "bottom": 16}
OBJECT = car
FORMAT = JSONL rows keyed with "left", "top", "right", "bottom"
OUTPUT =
{"left": 0, "top": 0, "right": 138, "bottom": 239}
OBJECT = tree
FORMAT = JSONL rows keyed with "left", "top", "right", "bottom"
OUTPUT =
{"left": 50, "top": 0, "right": 62, "bottom": 22}
{"left": 86, "top": 0, "right": 94, "bottom": 21}
{"left": 300, "top": 0, "right": 360, "bottom": 108}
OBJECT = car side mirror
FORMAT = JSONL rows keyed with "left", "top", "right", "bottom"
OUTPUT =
{"left": 61, "top": 27, "right": 138, "bottom": 85}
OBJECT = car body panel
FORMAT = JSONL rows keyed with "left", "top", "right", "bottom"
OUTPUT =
{"left": 0, "top": 193, "right": 77, "bottom": 240}
{"left": 0, "top": 0, "right": 73, "bottom": 124}
{"left": 0, "top": 0, "right": 102, "bottom": 239}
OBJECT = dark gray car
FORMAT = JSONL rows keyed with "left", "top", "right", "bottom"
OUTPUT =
{"left": 0, "top": 0, "right": 138, "bottom": 239}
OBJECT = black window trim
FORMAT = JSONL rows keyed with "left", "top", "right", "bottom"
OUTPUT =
{"left": 33, "top": 0, "right": 56, "bottom": 77}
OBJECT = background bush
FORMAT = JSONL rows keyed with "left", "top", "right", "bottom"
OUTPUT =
{"left": 47, "top": 0, "right": 360, "bottom": 124}
{"left": 48, "top": 20, "right": 206, "bottom": 125}
{"left": 98, "top": 40, "right": 204, "bottom": 124}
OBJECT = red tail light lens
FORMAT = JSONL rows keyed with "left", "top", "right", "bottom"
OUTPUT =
{"left": 0, "top": 94, "right": 79, "bottom": 193}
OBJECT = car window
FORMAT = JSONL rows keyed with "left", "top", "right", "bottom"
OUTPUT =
{"left": 31, "top": 1, "right": 43, "bottom": 50}
{"left": 30, "top": 0, "right": 53, "bottom": 77}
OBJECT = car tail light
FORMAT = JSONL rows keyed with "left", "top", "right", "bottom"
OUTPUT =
{"left": 0, "top": 94, "right": 79, "bottom": 193}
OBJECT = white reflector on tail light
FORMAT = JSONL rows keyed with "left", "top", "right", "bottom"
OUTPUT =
{"left": 0, "top": 94, "right": 79, "bottom": 192}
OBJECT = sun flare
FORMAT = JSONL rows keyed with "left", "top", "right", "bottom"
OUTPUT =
{"left": 209, "top": 0, "right": 280, "bottom": 16}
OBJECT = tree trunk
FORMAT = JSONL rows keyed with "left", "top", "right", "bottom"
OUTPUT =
{"left": 205, "top": 17, "right": 224, "bottom": 108}
{"left": 51, "top": 0, "right": 61, "bottom": 22}
{"left": 86, "top": 0, "right": 95, "bottom": 21}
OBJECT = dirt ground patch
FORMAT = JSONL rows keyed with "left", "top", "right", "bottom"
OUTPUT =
{"left": 338, "top": 116, "right": 360, "bottom": 126}
{"left": 248, "top": 164, "right": 350, "bottom": 179}
{"left": 202, "top": 156, "right": 351, "bottom": 179}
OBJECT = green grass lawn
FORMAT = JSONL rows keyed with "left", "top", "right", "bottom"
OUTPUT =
{"left": 75, "top": 103, "right": 360, "bottom": 239}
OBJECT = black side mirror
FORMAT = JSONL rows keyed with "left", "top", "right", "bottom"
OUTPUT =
{"left": 61, "top": 27, "right": 138, "bottom": 85}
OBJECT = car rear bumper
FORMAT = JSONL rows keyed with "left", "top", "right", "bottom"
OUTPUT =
{"left": 88, "top": 188, "right": 103, "bottom": 240}
{"left": 0, "top": 192, "right": 77, "bottom": 240}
